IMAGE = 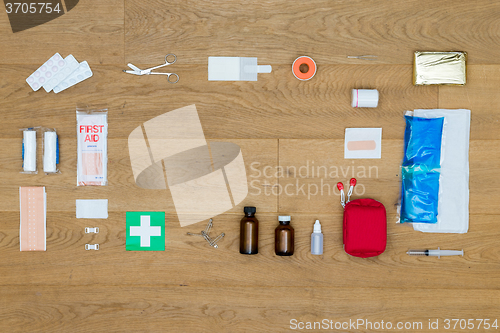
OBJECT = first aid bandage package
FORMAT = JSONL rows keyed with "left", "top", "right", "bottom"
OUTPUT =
{"left": 77, "top": 108, "right": 108, "bottom": 186}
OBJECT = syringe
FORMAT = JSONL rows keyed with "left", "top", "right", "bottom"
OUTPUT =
{"left": 406, "top": 247, "right": 464, "bottom": 259}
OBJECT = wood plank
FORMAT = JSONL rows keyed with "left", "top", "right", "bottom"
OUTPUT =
{"left": 0, "top": 211, "right": 498, "bottom": 290}
{"left": 0, "top": 64, "right": 437, "bottom": 139}
{"left": 0, "top": 285, "right": 499, "bottom": 332}
{"left": 278, "top": 139, "right": 500, "bottom": 215}
{"left": 439, "top": 65, "right": 500, "bottom": 140}
{"left": 0, "top": 0, "right": 124, "bottom": 65}
{"left": 125, "top": 0, "right": 500, "bottom": 65}
{"left": 0, "top": 138, "right": 278, "bottom": 213}
{"left": 1, "top": 1, "right": 500, "bottom": 331}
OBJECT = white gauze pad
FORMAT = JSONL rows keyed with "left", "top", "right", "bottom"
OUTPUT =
{"left": 26, "top": 53, "right": 63, "bottom": 91}
{"left": 43, "top": 131, "right": 58, "bottom": 173}
{"left": 42, "top": 55, "right": 80, "bottom": 92}
{"left": 76, "top": 199, "right": 108, "bottom": 219}
{"left": 23, "top": 130, "right": 37, "bottom": 172}
{"left": 54, "top": 61, "right": 93, "bottom": 94}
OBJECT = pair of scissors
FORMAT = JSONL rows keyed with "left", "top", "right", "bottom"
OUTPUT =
{"left": 123, "top": 54, "right": 179, "bottom": 83}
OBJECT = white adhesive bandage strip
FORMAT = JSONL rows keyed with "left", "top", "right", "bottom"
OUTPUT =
{"left": 19, "top": 187, "right": 46, "bottom": 251}
{"left": 23, "top": 130, "right": 37, "bottom": 172}
{"left": 54, "top": 61, "right": 93, "bottom": 94}
{"left": 43, "top": 131, "right": 58, "bottom": 173}
{"left": 208, "top": 57, "right": 272, "bottom": 81}
{"left": 26, "top": 53, "right": 63, "bottom": 91}
{"left": 77, "top": 111, "right": 108, "bottom": 186}
{"left": 43, "top": 55, "right": 80, "bottom": 92}
{"left": 76, "top": 199, "right": 108, "bottom": 219}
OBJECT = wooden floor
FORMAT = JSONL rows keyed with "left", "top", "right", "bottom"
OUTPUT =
{"left": 1, "top": 0, "right": 500, "bottom": 332}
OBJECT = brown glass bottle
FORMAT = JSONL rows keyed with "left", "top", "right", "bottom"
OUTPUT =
{"left": 275, "top": 216, "right": 294, "bottom": 256}
{"left": 240, "top": 206, "right": 258, "bottom": 254}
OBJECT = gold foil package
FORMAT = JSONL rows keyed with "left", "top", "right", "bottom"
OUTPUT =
{"left": 413, "top": 51, "right": 467, "bottom": 85}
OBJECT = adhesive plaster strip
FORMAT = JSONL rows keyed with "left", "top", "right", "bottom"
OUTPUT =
{"left": 347, "top": 140, "right": 377, "bottom": 151}
{"left": 20, "top": 187, "right": 46, "bottom": 251}
{"left": 344, "top": 128, "right": 382, "bottom": 159}
{"left": 76, "top": 199, "right": 108, "bottom": 219}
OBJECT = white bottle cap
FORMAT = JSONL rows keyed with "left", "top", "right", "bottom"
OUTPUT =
{"left": 313, "top": 220, "right": 322, "bottom": 233}
{"left": 278, "top": 215, "right": 291, "bottom": 222}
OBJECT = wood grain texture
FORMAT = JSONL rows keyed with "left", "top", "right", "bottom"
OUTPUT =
{"left": 0, "top": 64, "right": 437, "bottom": 139}
{"left": 0, "top": 211, "right": 499, "bottom": 291}
{"left": 0, "top": 138, "right": 278, "bottom": 213}
{"left": 1, "top": 286, "right": 498, "bottom": 333}
{"left": 1, "top": 0, "right": 500, "bottom": 331}
{"left": 439, "top": 65, "right": 500, "bottom": 139}
{"left": 0, "top": 0, "right": 124, "bottom": 65}
{"left": 278, "top": 139, "right": 500, "bottom": 215}
{"left": 125, "top": 0, "right": 500, "bottom": 65}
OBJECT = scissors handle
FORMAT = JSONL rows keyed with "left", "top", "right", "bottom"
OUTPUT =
{"left": 145, "top": 54, "right": 177, "bottom": 72}
{"left": 164, "top": 53, "right": 176, "bottom": 65}
{"left": 149, "top": 72, "right": 179, "bottom": 83}
{"left": 166, "top": 73, "right": 179, "bottom": 84}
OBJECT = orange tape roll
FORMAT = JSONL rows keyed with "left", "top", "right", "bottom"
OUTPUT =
{"left": 292, "top": 56, "right": 317, "bottom": 81}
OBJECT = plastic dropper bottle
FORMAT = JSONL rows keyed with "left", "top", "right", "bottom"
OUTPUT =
{"left": 240, "top": 206, "right": 258, "bottom": 255}
{"left": 311, "top": 220, "right": 323, "bottom": 255}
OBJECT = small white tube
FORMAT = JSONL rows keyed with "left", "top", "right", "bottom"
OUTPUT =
{"left": 43, "top": 131, "right": 58, "bottom": 173}
{"left": 351, "top": 89, "right": 379, "bottom": 108}
{"left": 23, "top": 130, "right": 37, "bottom": 172}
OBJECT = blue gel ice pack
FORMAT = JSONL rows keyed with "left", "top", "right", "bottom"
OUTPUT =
{"left": 400, "top": 116, "right": 444, "bottom": 223}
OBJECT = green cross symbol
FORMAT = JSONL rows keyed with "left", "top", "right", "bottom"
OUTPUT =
{"left": 126, "top": 212, "right": 165, "bottom": 251}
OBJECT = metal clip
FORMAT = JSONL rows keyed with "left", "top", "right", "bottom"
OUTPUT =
{"left": 85, "top": 244, "right": 99, "bottom": 250}
{"left": 186, "top": 218, "right": 225, "bottom": 248}
{"left": 85, "top": 227, "right": 99, "bottom": 234}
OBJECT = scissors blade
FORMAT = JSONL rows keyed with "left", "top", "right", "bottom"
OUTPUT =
{"left": 124, "top": 63, "right": 148, "bottom": 75}
{"left": 123, "top": 69, "right": 143, "bottom": 75}
{"left": 127, "top": 63, "right": 142, "bottom": 71}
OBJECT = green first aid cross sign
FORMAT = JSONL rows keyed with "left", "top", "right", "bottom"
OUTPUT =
{"left": 126, "top": 212, "right": 165, "bottom": 251}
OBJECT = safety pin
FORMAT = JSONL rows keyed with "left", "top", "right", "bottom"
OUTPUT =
{"left": 186, "top": 219, "right": 224, "bottom": 248}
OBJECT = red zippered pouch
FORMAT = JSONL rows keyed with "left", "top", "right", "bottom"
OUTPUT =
{"left": 337, "top": 179, "right": 387, "bottom": 258}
